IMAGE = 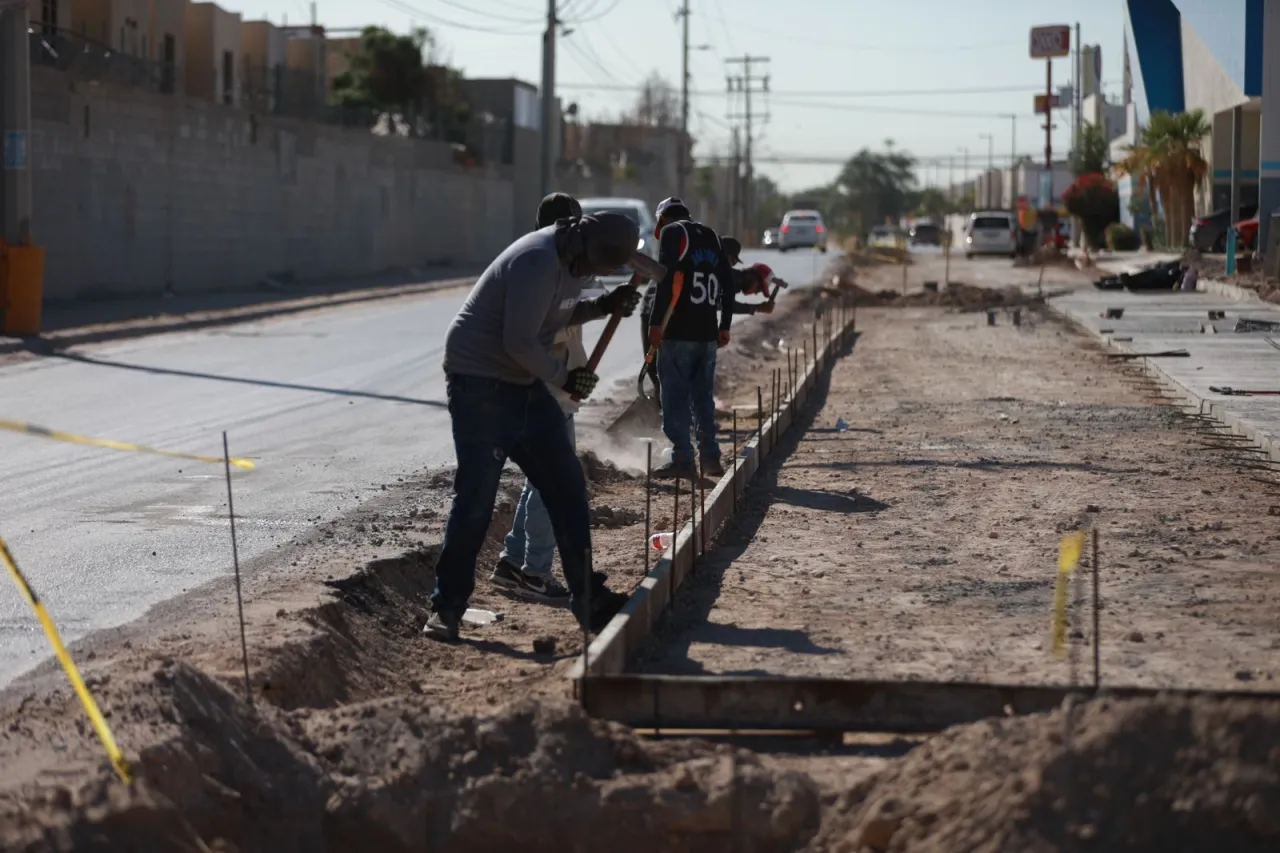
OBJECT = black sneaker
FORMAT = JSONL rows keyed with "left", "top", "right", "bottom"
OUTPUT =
{"left": 490, "top": 559, "right": 571, "bottom": 606}
{"left": 700, "top": 456, "right": 725, "bottom": 477}
{"left": 652, "top": 459, "right": 698, "bottom": 481}
{"left": 423, "top": 610, "right": 460, "bottom": 642}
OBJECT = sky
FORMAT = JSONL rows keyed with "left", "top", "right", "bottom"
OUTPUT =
{"left": 212, "top": 0, "right": 1128, "bottom": 193}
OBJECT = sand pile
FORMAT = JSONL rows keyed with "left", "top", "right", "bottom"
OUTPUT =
{"left": 811, "top": 695, "right": 1280, "bottom": 852}
{"left": 0, "top": 665, "right": 821, "bottom": 853}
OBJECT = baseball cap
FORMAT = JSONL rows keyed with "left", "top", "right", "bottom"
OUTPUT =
{"left": 655, "top": 197, "right": 690, "bottom": 221}
{"left": 721, "top": 236, "right": 742, "bottom": 265}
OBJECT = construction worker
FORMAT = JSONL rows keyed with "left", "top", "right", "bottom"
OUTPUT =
{"left": 491, "top": 192, "right": 587, "bottom": 604}
{"left": 428, "top": 211, "right": 642, "bottom": 641}
{"left": 720, "top": 236, "right": 781, "bottom": 315}
{"left": 646, "top": 197, "right": 734, "bottom": 480}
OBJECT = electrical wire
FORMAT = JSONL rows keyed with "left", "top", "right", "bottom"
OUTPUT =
{"left": 726, "top": 24, "right": 1023, "bottom": 54}
{"left": 371, "top": 0, "right": 543, "bottom": 35}
{"left": 563, "top": 0, "right": 625, "bottom": 24}
{"left": 431, "top": 0, "right": 543, "bottom": 26}
{"left": 767, "top": 98, "right": 1036, "bottom": 120}
{"left": 554, "top": 82, "right": 1061, "bottom": 98}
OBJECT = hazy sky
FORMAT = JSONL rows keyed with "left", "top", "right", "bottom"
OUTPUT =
{"left": 213, "top": 0, "right": 1127, "bottom": 192}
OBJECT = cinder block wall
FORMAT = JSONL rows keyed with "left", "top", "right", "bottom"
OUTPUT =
{"left": 30, "top": 68, "right": 515, "bottom": 300}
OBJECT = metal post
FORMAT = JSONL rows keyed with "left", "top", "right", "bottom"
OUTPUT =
{"left": 698, "top": 469, "right": 706, "bottom": 557}
{"left": 1, "top": 3, "right": 34, "bottom": 245}
{"left": 644, "top": 442, "right": 652, "bottom": 576}
{"left": 672, "top": 472, "right": 680, "bottom": 575}
{"left": 756, "top": 385, "right": 763, "bottom": 448}
{"left": 539, "top": 0, "right": 557, "bottom": 199}
{"left": 1092, "top": 528, "right": 1101, "bottom": 691}
{"left": 1044, "top": 58, "right": 1053, "bottom": 176}
{"left": 1228, "top": 105, "right": 1244, "bottom": 275}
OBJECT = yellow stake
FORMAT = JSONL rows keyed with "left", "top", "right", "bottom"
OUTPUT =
{"left": 0, "top": 419, "right": 254, "bottom": 470}
{"left": 1051, "top": 531, "right": 1086, "bottom": 659}
{"left": 0, "top": 539, "right": 133, "bottom": 784}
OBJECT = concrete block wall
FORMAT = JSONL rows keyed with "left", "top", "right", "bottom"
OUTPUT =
{"left": 29, "top": 67, "right": 515, "bottom": 300}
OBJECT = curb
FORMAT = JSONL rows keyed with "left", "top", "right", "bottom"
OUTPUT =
{"left": 0, "top": 275, "right": 477, "bottom": 356}
{"left": 571, "top": 302, "right": 859, "bottom": 681}
{"left": 1046, "top": 299, "right": 1280, "bottom": 466}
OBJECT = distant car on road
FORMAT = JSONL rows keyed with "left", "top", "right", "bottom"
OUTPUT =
{"left": 762, "top": 227, "right": 779, "bottom": 249}
{"left": 964, "top": 211, "right": 1018, "bottom": 259}
{"left": 579, "top": 197, "right": 656, "bottom": 292}
{"left": 909, "top": 223, "right": 941, "bottom": 246}
{"left": 778, "top": 209, "right": 828, "bottom": 253}
{"left": 1190, "top": 204, "right": 1258, "bottom": 253}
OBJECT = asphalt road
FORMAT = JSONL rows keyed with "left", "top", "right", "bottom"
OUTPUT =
{"left": 0, "top": 247, "right": 836, "bottom": 688}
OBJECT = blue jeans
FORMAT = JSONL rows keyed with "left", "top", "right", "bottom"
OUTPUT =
{"left": 432, "top": 375, "right": 598, "bottom": 617}
{"left": 500, "top": 412, "right": 576, "bottom": 577}
{"left": 657, "top": 339, "right": 720, "bottom": 465}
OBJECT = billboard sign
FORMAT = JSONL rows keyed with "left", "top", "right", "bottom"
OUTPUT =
{"left": 1034, "top": 94, "right": 1062, "bottom": 114}
{"left": 1030, "top": 25, "right": 1071, "bottom": 59}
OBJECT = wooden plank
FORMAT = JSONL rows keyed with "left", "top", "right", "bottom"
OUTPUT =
{"left": 579, "top": 674, "right": 1280, "bottom": 733}
{"left": 568, "top": 309, "right": 855, "bottom": 679}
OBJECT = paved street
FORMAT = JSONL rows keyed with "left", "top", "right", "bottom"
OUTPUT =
{"left": 0, "top": 248, "right": 835, "bottom": 687}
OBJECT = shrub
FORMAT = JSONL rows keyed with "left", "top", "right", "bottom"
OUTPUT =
{"left": 1105, "top": 222, "right": 1141, "bottom": 251}
{"left": 1064, "top": 172, "right": 1121, "bottom": 249}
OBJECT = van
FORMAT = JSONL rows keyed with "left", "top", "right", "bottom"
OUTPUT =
{"left": 964, "top": 211, "right": 1018, "bottom": 259}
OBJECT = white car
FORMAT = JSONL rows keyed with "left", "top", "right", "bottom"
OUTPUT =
{"left": 777, "top": 209, "right": 828, "bottom": 252}
{"left": 965, "top": 211, "right": 1018, "bottom": 259}
{"left": 868, "top": 225, "right": 899, "bottom": 248}
{"left": 578, "top": 197, "right": 658, "bottom": 293}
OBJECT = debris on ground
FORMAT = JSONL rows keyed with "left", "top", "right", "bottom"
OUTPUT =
{"left": 590, "top": 504, "right": 644, "bottom": 528}
{"left": 579, "top": 449, "right": 637, "bottom": 484}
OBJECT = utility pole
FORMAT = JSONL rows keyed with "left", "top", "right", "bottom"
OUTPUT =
{"left": 677, "top": 0, "right": 689, "bottom": 197}
{"left": 539, "top": 0, "right": 557, "bottom": 199}
{"left": 729, "top": 126, "right": 741, "bottom": 236}
{"left": 1, "top": 2, "right": 33, "bottom": 245}
{"left": 1011, "top": 114, "right": 1018, "bottom": 208}
{"left": 726, "top": 54, "right": 770, "bottom": 240}
{"left": 1073, "top": 22, "right": 1082, "bottom": 154}
{"left": 979, "top": 133, "right": 993, "bottom": 207}
{"left": 948, "top": 155, "right": 955, "bottom": 201}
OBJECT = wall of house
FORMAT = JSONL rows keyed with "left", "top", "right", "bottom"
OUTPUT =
{"left": 210, "top": 3, "right": 241, "bottom": 106}
{"left": 183, "top": 2, "right": 214, "bottom": 101}
{"left": 28, "top": 67, "right": 515, "bottom": 300}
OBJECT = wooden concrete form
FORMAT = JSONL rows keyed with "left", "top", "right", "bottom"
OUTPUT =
{"left": 580, "top": 674, "right": 1280, "bottom": 734}
{"left": 570, "top": 301, "right": 859, "bottom": 680}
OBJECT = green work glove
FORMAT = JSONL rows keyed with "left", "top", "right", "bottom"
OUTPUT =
{"left": 563, "top": 367, "right": 600, "bottom": 400}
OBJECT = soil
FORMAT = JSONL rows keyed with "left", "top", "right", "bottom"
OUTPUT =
{"left": 640, "top": 256, "right": 1280, "bottom": 692}
{"left": 2, "top": 254, "right": 1278, "bottom": 850}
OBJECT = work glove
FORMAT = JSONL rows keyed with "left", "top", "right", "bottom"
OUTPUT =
{"left": 563, "top": 367, "right": 600, "bottom": 400}
{"left": 597, "top": 285, "right": 641, "bottom": 317}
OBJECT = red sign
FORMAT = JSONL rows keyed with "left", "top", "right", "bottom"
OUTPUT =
{"left": 1030, "top": 25, "right": 1071, "bottom": 59}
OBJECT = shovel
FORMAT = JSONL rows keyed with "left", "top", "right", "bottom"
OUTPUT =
{"left": 570, "top": 252, "right": 667, "bottom": 402}
{"left": 607, "top": 276, "right": 685, "bottom": 435}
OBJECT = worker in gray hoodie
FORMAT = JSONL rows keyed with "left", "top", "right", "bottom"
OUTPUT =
{"left": 492, "top": 192, "right": 589, "bottom": 604}
{"left": 428, "top": 210, "right": 642, "bottom": 641}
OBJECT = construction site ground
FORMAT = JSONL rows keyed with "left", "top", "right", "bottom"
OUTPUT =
{"left": 2, "top": 252, "right": 1279, "bottom": 852}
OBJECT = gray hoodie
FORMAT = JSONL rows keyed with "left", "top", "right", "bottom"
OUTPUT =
{"left": 443, "top": 227, "right": 602, "bottom": 388}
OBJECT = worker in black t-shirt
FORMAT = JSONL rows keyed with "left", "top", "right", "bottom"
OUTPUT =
{"left": 645, "top": 198, "right": 734, "bottom": 480}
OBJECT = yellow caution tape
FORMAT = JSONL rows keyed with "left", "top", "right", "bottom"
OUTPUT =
{"left": 0, "top": 419, "right": 254, "bottom": 470}
{"left": 1051, "top": 531, "right": 1086, "bottom": 659}
{"left": 0, "top": 538, "right": 132, "bottom": 783}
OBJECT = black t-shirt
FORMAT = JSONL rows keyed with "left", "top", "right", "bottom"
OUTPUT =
{"left": 644, "top": 220, "right": 734, "bottom": 342}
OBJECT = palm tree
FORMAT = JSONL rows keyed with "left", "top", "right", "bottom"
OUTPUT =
{"left": 1116, "top": 109, "right": 1211, "bottom": 247}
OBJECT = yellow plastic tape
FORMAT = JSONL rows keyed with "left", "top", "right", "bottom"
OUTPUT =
{"left": 0, "top": 418, "right": 254, "bottom": 470}
{"left": 0, "top": 538, "right": 133, "bottom": 784}
{"left": 1051, "top": 531, "right": 1086, "bottom": 659}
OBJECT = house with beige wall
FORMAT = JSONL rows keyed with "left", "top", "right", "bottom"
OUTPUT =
{"left": 241, "top": 19, "right": 286, "bottom": 112}
{"left": 185, "top": 1, "right": 241, "bottom": 106}
{"left": 68, "top": 0, "right": 186, "bottom": 92}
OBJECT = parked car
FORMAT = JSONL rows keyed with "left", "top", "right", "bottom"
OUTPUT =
{"left": 777, "top": 209, "right": 828, "bottom": 252}
{"left": 1189, "top": 204, "right": 1258, "bottom": 252}
{"left": 762, "top": 227, "right": 779, "bottom": 249}
{"left": 909, "top": 223, "right": 941, "bottom": 246}
{"left": 1234, "top": 216, "right": 1260, "bottom": 250}
{"left": 578, "top": 197, "right": 656, "bottom": 291}
{"left": 964, "top": 211, "right": 1018, "bottom": 259}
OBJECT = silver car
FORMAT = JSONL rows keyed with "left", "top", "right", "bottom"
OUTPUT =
{"left": 777, "top": 209, "right": 828, "bottom": 253}
{"left": 578, "top": 197, "right": 657, "bottom": 293}
{"left": 964, "top": 211, "right": 1018, "bottom": 259}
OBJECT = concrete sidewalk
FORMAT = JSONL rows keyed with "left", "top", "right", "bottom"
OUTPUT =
{"left": 1052, "top": 286, "right": 1280, "bottom": 462}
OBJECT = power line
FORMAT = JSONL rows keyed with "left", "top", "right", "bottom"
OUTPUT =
{"left": 726, "top": 24, "right": 1023, "bottom": 54}
{"left": 554, "top": 82, "right": 1060, "bottom": 98}
{"left": 431, "top": 0, "right": 543, "bottom": 25}
{"left": 563, "top": 0, "right": 626, "bottom": 24}
{"left": 768, "top": 98, "right": 1036, "bottom": 121}
{"left": 372, "top": 0, "right": 542, "bottom": 35}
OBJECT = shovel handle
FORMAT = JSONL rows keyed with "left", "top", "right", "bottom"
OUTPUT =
{"left": 572, "top": 270, "right": 650, "bottom": 401}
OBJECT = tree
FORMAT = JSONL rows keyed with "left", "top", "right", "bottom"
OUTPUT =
{"left": 626, "top": 72, "right": 680, "bottom": 128}
{"left": 909, "top": 187, "right": 953, "bottom": 220}
{"left": 1115, "top": 109, "right": 1210, "bottom": 247}
{"left": 832, "top": 145, "right": 918, "bottom": 237}
{"left": 1063, "top": 172, "right": 1120, "bottom": 249}
{"left": 1070, "top": 123, "right": 1110, "bottom": 177}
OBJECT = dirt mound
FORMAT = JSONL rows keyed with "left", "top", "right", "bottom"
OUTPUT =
{"left": 812, "top": 695, "right": 1280, "bottom": 852}
{"left": 0, "top": 665, "right": 820, "bottom": 853}
{"left": 579, "top": 449, "right": 637, "bottom": 484}
{"left": 840, "top": 281, "right": 1030, "bottom": 311}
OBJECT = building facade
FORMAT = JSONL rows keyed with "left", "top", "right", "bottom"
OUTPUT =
{"left": 1123, "top": 0, "right": 1279, "bottom": 246}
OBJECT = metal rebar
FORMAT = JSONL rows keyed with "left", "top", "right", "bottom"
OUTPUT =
{"left": 1092, "top": 528, "right": 1101, "bottom": 692}
{"left": 732, "top": 409, "right": 738, "bottom": 511}
{"left": 698, "top": 468, "right": 706, "bottom": 558}
{"left": 673, "top": 472, "right": 680, "bottom": 577}
{"left": 644, "top": 441, "right": 652, "bottom": 576}
{"left": 757, "top": 385, "right": 764, "bottom": 451}
{"left": 222, "top": 432, "right": 253, "bottom": 708}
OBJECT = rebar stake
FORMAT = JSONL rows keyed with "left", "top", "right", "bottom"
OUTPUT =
{"left": 644, "top": 441, "right": 652, "bottom": 577}
{"left": 222, "top": 432, "right": 252, "bottom": 708}
{"left": 1092, "top": 527, "right": 1101, "bottom": 691}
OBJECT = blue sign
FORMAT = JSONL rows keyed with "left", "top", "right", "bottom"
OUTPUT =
{"left": 3, "top": 131, "right": 27, "bottom": 171}
{"left": 1037, "top": 170, "right": 1052, "bottom": 209}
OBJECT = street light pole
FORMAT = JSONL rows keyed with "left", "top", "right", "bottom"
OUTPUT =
{"left": 979, "top": 133, "right": 993, "bottom": 208}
